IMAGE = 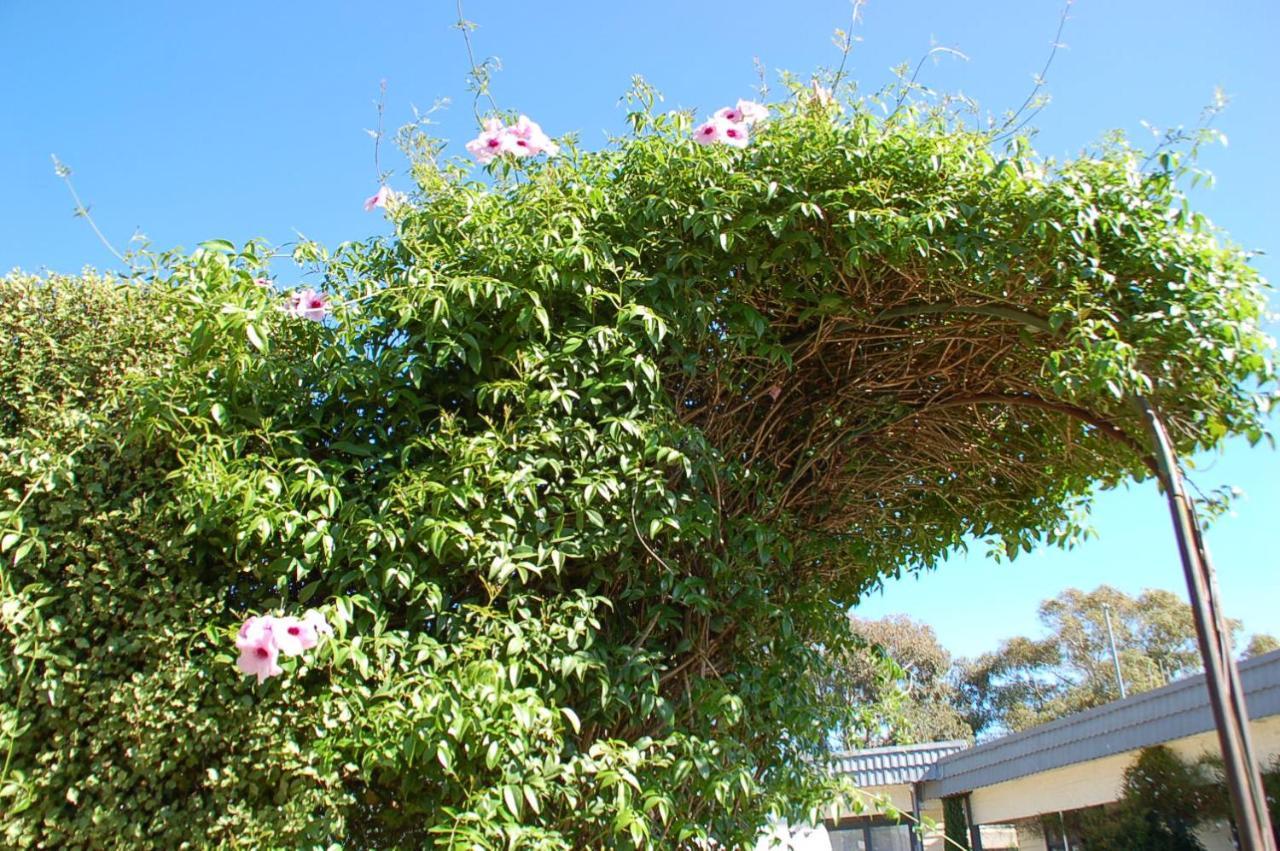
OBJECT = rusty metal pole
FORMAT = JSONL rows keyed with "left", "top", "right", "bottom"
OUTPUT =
{"left": 1138, "top": 399, "right": 1276, "bottom": 850}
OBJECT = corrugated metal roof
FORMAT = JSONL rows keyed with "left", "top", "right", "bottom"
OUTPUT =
{"left": 928, "top": 648, "right": 1280, "bottom": 797}
{"left": 830, "top": 740, "right": 971, "bottom": 788}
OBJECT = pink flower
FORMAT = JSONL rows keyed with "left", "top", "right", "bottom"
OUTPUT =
{"left": 735, "top": 99, "right": 769, "bottom": 125}
{"left": 285, "top": 288, "right": 329, "bottom": 322}
{"left": 303, "top": 609, "right": 333, "bottom": 638}
{"left": 720, "top": 121, "right": 749, "bottom": 148}
{"left": 694, "top": 116, "right": 749, "bottom": 149}
{"left": 465, "top": 118, "right": 516, "bottom": 164}
{"left": 810, "top": 80, "right": 834, "bottom": 106}
{"left": 693, "top": 118, "right": 725, "bottom": 145}
{"left": 713, "top": 101, "right": 767, "bottom": 127}
{"left": 364, "top": 185, "right": 401, "bottom": 212}
{"left": 254, "top": 277, "right": 271, "bottom": 288}
{"left": 270, "top": 616, "right": 319, "bottom": 657}
{"left": 235, "top": 616, "right": 283, "bottom": 683}
{"left": 511, "top": 115, "right": 559, "bottom": 157}
{"left": 466, "top": 116, "right": 558, "bottom": 163}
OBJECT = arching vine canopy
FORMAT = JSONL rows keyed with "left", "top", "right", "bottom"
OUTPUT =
{"left": 1, "top": 83, "right": 1272, "bottom": 848}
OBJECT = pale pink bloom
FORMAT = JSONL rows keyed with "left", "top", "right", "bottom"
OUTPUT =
{"left": 235, "top": 616, "right": 283, "bottom": 683}
{"left": 254, "top": 277, "right": 271, "bottom": 287}
{"left": 810, "top": 80, "right": 834, "bottom": 106}
{"left": 692, "top": 118, "right": 725, "bottom": 145}
{"left": 285, "top": 288, "right": 329, "bottom": 322}
{"left": 507, "top": 133, "right": 536, "bottom": 159}
{"left": 269, "top": 615, "right": 319, "bottom": 657}
{"left": 694, "top": 116, "right": 750, "bottom": 148}
{"left": 736, "top": 99, "right": 769, "bottom": 125}
{"left": 465, "top": 118, "right": 517, "bottom": 164}
{"left": 364, "top": 185, "right": 398, "bottom": 212}
{"left": 237, "top": 614, "right": 269, "bottom": 642}
{"left": 714, "top": 105, "right": 745, "bottom": 123}
{"left": 701, "top": 115, "right": 747, "bottom": 148}
{"left": 302, "top": 609, "right": 333, "bottom": 638}
{"left": 511, "top": 115, "right": 559, "bottom": 157}
{"left": 720, "top": 120, "right": 750, "bottom": 149}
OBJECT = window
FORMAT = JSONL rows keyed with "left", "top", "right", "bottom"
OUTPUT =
{"left": 827, "top": 827, "right": 866, "bottom": 851}
{"left": 867, "top": 824, "right": 913, "bottom": 851}
{"left": 827, "top": 818, "right": 915, "bottom": 851}
{"left": 1038, "top": 807, "right": 1101, "bottom": 851}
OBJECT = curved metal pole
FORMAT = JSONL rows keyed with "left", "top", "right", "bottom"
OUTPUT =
{"left": 1138, "top": 398, "right": 1275, "bottom": 851}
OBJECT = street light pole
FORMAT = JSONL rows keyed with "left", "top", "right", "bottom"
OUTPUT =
{"left": 1138, "top": 399, "right": 1276, "bottom": 851}
{"left": 1102, "top": 603, "right": 1127, "bottom": 700}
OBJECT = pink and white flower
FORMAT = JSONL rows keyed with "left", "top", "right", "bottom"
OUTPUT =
{"left": 720, "top": 120, "right": 750, "bottom": 148}
{"left": 714, "top": 105, "right": 745, "bottom": 123}
{"left": 270, "top": 615, "right": 319, "bottom": 657}
{"left": 810, "top": 81, "right": 834, "bottom": 106}
{"left": 254, "top": 277, "right": 271, "bottom": 288}
{"left": 302, "top": 609, "right": 333, "bottom": 638}
{"left": 714, "top": 100, "right": 767, "bottom": 126}
{"left": 363, "top": 185, "right": 401, "bottom": 212}
{"left": 285, "top": 288, "right": 329, "bottom": 322}
{"left": 692, "top": 118, "right": 723, "bottom": 145}
{"left": 235, "top": 616, "right": 283, "bottom": 683}
{"left": 510, "top": 115, "right": 559, "bottom": 157}
{"left": 466, "top": 118, "right": 517, "bottom": 164}
{"left": 693, "top": 117, "right": 749, "bottom": 149}
{"left": 466, "top": 116, "right": 558, "bottom": 163}
{"left": 735, "top": 99, "right": 769, "bottom": 125}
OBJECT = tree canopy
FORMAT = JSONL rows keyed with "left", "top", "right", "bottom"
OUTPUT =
{"left": 954, "top": 585, "right": 1277, "bottom": 737}
{"left": 828, "top": 615, "right": 973, "bottom": 749}
{"left": 1, "top": 79, "right": 1272, "bottom": 848}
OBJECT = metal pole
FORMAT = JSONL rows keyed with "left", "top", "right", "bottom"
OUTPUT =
{"left": 963, "top": 794, "right": 983, "bottom": 851}
{"left": 1102, "top": 603, "right": 1128, "bottom": 699}
{"left": 1138, "top": 399, "right": 1276, "bottom": 850}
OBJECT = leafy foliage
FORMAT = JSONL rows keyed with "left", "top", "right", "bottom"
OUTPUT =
{"left": 1245, "top": 633, "right": 1280, "bottom": 658}
{"left": 827, "top": 615, "right": 973, "bottom": 749}
{"left": 1, "top": 77, "right": 1272, "bottom": 848}
{"left": 942, "top": 795, "right": 971, "bottom": 850}
{"left": 1076, "top": 747, "right": 1280, "bottom": 849}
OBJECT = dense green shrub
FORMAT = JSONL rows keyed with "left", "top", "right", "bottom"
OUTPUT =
{"left": 1, "top": 83, "right": 1271, "bottom": 848}
{"left": 1078, "top": 746, "right": 1211, "bottom": 850}
{"left": 1077, "top": 747, "right": 1280, "bottom": 849}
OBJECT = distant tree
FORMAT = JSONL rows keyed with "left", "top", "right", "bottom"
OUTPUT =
{"left": 1245, "top": 633, "right": 1280, "bottom": 658}
{"left": 954, "top": 586, "right": 1242, "bottom": 737}
{"left": 827, "top": 615, "right": 973, "bottom": 749}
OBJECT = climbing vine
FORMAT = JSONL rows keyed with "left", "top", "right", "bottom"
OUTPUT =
{"left": 0, "top": 75, "right": 1271, "bottom": 848}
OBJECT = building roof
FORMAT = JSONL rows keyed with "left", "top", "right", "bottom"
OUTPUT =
{"left": 829, "top": 740, "right": 971, "bottom": 788}
{"left": 927, "top": 648, "right": 1280, "bottom": 798}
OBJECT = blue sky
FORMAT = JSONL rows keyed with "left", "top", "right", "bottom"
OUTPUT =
{"left": 2, "top": 1, "right": 1276, "bottom": 659}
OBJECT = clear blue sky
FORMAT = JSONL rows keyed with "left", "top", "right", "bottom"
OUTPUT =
{"left": 2, "top": 1, "right": 1276, "bottom": 659}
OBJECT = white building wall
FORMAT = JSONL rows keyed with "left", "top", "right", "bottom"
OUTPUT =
{"left": 964, "top": 713, "right": 1280, "bottom": 824}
